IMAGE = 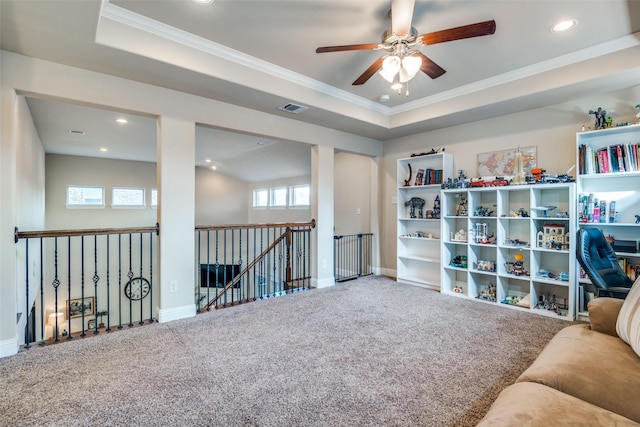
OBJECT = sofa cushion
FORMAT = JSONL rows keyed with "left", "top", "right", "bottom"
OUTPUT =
{"left": 617, "top": 277, "right": 640, "bottom": 356}
{"left": 477, "top": 382, "right": 640, "bottom": 427}
{"left": 588, "top": 297, "right": 624, "bottom": 337}
{"left": 516, "top": 324, "right": 640, "bottom": 423}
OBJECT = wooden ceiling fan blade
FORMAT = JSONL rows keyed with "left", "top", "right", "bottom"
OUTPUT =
{"left": 391, "top": 0, "right": 416, "bottom": 36}
{"left": 417, "top": 52, "right": 446, "bottom": 79}
{"left": 420, "top": 20, "right": 496, "bottom": 45}
{"left": 316, "top": 43, "right": 380, "bottom": 53}
{"left": 353, "top": 57, "right": 385, "bottom": 85}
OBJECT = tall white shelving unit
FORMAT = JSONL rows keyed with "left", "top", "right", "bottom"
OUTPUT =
{"left": 576, "top": 123, "right": 640, "bottom": 321}
{"left": 440, "top": 184, "right": 576, "bottom": 320}
{"left": 396, "top": 153, "right": 454, "bottom": 290}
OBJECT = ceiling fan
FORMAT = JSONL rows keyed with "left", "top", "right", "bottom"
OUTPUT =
{"left": 316, "top": 0, "right": 496, "bottom": 90}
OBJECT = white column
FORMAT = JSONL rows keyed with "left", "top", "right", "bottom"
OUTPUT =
{"left": 0, "top": 87, "right": 19, "bottom": 357}
{"left": 311, "top": 145, "right": 335, "bottom": 288}
{"left": 156, "top": 117, "right": 197, "bottom": 322}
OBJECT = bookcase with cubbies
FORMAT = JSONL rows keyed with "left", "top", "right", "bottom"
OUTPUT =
{"left": 397, "top": 152, "right": 454, "bottom": 290}
{"left": 441, "top": 183, "right": 576, "bottom": 320}
{"left": 576, "top": 123, "right": 640, "bottom": 321}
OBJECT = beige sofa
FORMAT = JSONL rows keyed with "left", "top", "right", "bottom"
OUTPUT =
{"left": 478, "top": 281, "right": 640, "bottom": 426}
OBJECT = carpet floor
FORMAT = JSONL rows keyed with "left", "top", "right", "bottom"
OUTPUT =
{"left": 0, "top": 275, "right": 577, "bottom": 426}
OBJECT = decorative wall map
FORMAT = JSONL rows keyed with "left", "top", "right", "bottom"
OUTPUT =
{"left": 477, "top": 146, "right": 537, "bottom": 177}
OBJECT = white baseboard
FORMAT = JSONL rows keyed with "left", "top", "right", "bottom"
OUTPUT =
{"left": 0, "top": 337, "right": 19, "bottom": 359}
{"left": 312, "top": 277, "right": 335, "bottom": 289}
{"left": 157, "top": 304, "right": 196, "bottom": 323}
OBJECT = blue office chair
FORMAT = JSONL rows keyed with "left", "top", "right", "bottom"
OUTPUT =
{"left": 576, "top": 228, "right": 633, "bottom": 298}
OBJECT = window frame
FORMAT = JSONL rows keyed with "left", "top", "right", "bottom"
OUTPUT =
{"left": 112, "top": 187, "right": 146, "bottom": 209}
{"left": 253, "top": 188, "right": 268, "bottom": 208}
{"left": 66, "top": 185, "right": 105, "bottom": 209}
{"left": 269, "top": 186, "right": 287, "bottom": 208}
{"left": 289, "top": 184, "right": 310, "bottom": 208}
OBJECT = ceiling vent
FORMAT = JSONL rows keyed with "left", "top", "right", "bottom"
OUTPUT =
{"left": 278, "top": 103, "right": 308, "bottom": 114}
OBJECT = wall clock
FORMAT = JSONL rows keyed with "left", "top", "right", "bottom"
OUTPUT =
{"left": 124, "top": 277, "right": 151, "bottom": 300}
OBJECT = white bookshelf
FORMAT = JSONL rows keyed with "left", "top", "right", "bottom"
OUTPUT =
{"left": 396, "top": 153, "right": 454, "bottom": 290}
{"left": 576, "top": 123, "right": 640, "bottom": 321}
{"left": 441, "top": 184, "right": 576, "bottom": 320}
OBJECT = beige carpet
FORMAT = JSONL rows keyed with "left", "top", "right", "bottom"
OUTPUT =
{"left": 0, "top": 276, "right": 577, "bottom": 426}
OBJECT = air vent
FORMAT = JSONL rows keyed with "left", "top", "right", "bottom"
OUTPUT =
{"left": 278, "top": 103, "right": 308, "bottom": 114}
{"left": 68, "top": 129, "right": 86, "bottom": 135}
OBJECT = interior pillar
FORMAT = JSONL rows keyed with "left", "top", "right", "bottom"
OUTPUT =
{"left": 311, "top": 145, "right": 335, "bottom": 288}
{"left": 156, "top": 116, "right": 196, "bottom": 322}
{"left": 0, "top": 86, "right": 19, "bottom": 357}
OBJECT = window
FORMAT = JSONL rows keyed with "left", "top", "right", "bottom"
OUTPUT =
{"left": 290, "top": 184, "right": 310, "bottom": 207}
{"left": 66, "top": 186, "right": 104, "bottom": 208}
{"left": 270, "top": 187, "right": 287, "bottom": 207}
{"left": 151, "top": 188, "right": 157, "bottom": 208}
{"left": 112, "top": 187, "right": 145, "bottom": 208}
{"left": 253, "top": 189, "right": 268, "bottom": 207}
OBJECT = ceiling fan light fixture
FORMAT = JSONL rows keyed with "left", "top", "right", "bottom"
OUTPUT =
{"left": 402, "top": 54, "right": 422, "bottom": 77}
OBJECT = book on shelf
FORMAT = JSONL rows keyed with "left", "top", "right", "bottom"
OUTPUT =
{"left": 579, "top": 142, "right": 640, "bottom": 174}
{"left": 414, "top": 168, "right": 425, "bottom": 186}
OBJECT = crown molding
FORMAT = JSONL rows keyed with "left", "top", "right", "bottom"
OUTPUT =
{"left": 99, "top": 0, "right": 390, "bottom": 115}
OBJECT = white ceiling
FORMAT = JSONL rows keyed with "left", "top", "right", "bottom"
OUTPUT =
{"left": 2, "top": 0, "right": 640, "bottom": 180}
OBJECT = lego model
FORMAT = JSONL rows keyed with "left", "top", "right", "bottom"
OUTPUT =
{"left": 476, "top": 283, "right": 497, "bottom": 302}
{"left": 450, "top": 255, "right": 468, "bottom": 268}
{"left": 451, "top": 229, "right": 468, "bottom": 242}
{"left": 405, "top": 197, "right": 425, "bottom": 218}
{"left": 505, "top": 252, "right": 528, "bottom": 276}
{"left": 536, "top": 223, "right": 570, "bottom": 250}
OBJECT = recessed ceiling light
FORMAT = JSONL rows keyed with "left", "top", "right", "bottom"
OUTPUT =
{"left": 192, "top": 0, "right": 213, "bottom": 4}
{"left": 379, "top": 94, "right": 390, "bottom": 103}
{"left": 115, "top": 118, "right": 128, "bottom": 124}
{"left": 257, "top": 141, "right": 265, "bottom": 146}
{"left": 551, "top": 19, "right": 578, "bottom": 32}
{"left": 211, "top": 166, "right": 217, "bottom": 170}
{"left": 100, "top": 148, "right": 108, "bottom": 152}
{"left": 205, "top": 159, "right": 211, "bottom": 163}
{"left": 68, "top": 129, "right": 86, "bottom": 135}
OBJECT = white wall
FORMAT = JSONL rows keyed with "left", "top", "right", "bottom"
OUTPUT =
{"left": 195, "top": 167, "right": 248, "bottom": 225}
{"left": 334, "top": 152, "right": 372, "bottom": 236}
{"left": 380, "top": 85, "right": 640, "bottom": 275}
{"left": 45, "top": 154, "right": 157, "bottom": 229}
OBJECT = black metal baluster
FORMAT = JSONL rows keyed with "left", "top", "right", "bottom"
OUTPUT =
{"left": 215, "top": 229, "right": 220, "bottom": 309}
{"left": 231, "top": 228, "right": 235, "bottom": 305}
{"left": 252, "top": 228, "right": 257, "bottom": 301}
{"left": 93, "top": 235, "right": 100, "bottom": 335}
{"left": 196, "top": 231, "right": 202, "bottom": 313}
{"left": 128, "top": 233, "right": 133, "bottom": 327}
{"left": 118, "top": 234, "right": 123, "bottom": 330}
{"left": 238, "top": 228, "right": 243, "bottom": 303}
{"left": 106, "top": 235, "right": 111, "bottom": 331}
{"left": 223, "top": 229, "right": 228, "bottom": 306}
{"left": 24, "top": 239, "right": 31, "bottom": 349}
{"left": 80, "top": 236, "right": 86, "bottom": 337}
{"left": 67, "top": 236, "right": 72, "bottom": 340}
{"left": 52, "top": 238, "right": 62, "bottom": 342}
{"left": 139, "top": 232, "right": 144, "bottom": 325}
{"left": 205, "top": 230, "right": 210, "bottom": 311}
{"left": 148, "top": 230, "right": 154, "bottom": 323}
{"left": 38, "top": 238, "right": 45, "bottom": 345}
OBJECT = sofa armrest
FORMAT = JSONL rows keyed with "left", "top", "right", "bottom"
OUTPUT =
{"left": 587, "top": 297, "right": 624, "bottom": 337}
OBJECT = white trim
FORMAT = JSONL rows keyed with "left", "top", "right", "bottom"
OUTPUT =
{"left": 0, "top": 337, "right": 19, "bottom": 359}
{"left": 313, "top": 277, "right": 335, "bottom": 289}
{"left": 156, "top": 304, "right": 196, "bottom": 323}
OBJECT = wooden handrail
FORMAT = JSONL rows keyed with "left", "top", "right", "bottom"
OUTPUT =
{"left": 195, "top": 219, "right": 315, "bottom": 232}
{"left": 15, "top": 224, "right": 160, "bottom": 242}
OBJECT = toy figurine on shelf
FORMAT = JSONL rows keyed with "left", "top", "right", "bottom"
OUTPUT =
{"left": 433, "top": 195, "right": 441, "bottom": 219}
{"left": 512, "top": 146, "right": 526, "bottom": 185}
{"left": 588, "top": 107, "right": 607, "bottom": 130}
{"left": 505, "top": 252, "right": 528, "bottom": 276}
{"left": 455, "top": 193, "right": 468, "bottom": 216}
{"left": 405, "top": 197, "right": 425, "bottom": 218}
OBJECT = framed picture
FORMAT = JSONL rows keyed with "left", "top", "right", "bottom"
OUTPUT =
{"left": 67, "top": 297, "right": 95, "bottom": 318}
{"left": 477, "top": 146, "right": 537, "bottom": 177}
{"left": 88, "top": 319, "right": 96, "bottom": 330}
